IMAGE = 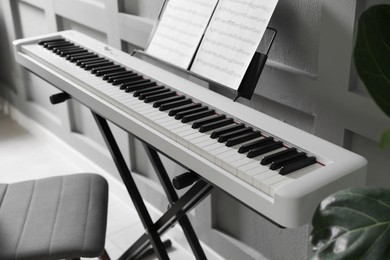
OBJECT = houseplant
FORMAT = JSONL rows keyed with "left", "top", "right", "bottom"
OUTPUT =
{"left": 310, "top": 4, "right": 390, "bottom": 259}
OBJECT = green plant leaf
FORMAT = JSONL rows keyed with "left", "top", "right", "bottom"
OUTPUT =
{"left": 380, "top": 128, "right": 390, "bottom": 149}
{"left": 310, "top": 187, "right": 390, "bottom": 260}
{"left": 354, "top": 5, "right": 390, "bottom": 118}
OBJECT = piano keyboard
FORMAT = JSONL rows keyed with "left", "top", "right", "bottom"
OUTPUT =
{"left": 14, "top": 31, "right": 367, "bottom": 228}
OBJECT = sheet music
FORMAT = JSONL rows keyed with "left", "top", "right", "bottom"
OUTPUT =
{"left": 146, "top": 0, "right": 218, "bottom": 69}
{"left": 191, "top": 0, "right": 278, "bottom": 90}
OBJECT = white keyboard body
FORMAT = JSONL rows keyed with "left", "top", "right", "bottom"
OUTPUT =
{"left": 13, "top": 30, "right": 367, "bottom": 228}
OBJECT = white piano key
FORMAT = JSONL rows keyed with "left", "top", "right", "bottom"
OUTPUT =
{"left": 135, "top": 105, "right": 159, "bottom": 114}
{"left": 222, "top": 156, "right": 253, "bottom": 174}
{"left": 214, "top": 149, "right": 238, "bottom": 167}
{"left": 252, "top": 171, "right": 277, "bottom": 192}
{"left": 176, "top": 129, "right": 202, "bottom": 147}
{"left": 237, "top": 164, "right": 269, "bottom": 184}
{"left": 170, "top": 126, "right": 193, "bottom": 139}
{"left": 154, "top": 117, "right": 174, "bottom": 127}
{"left": 237, "top": 161, "right": 260, "bottom": 176}
{"left": 202, "top": 141, "right": 224, "bottom": 151}
{"left": 160, "top": 120, "right": 181, "bottom": 132}
{"left": 261, "top": 174, "right": 287, "bottom": 195}
{"left": 183, "top": 132, "right": 204, "bottom": 141}
{"left": 175, "top": 128, "right": 197, "bottom": 138}
{"left": 196, "top": 138, "right": 217, "bottom": 149}
{"left": 166, "top": 122, "right": 190, "bottom": 132}
{"left": 190, "top": 135, "right": 212, "bottom": 145}
{"left": 268, "top": 164, "right": 322, "bottom": 196}
{"left": 205, "top": 145, "right": 232, "bottom": 163}
{"left": 143, "top": 110, "right": 163, "bottom": 118}
{"left": 149, "top": 112, "right": 170, "bottom": 121}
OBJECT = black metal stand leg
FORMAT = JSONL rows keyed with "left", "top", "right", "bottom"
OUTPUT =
{"left": 120, "top": 179, "right": 213, "bottom": 260}
{"left": 92, "top": 112, "right": 169, "bottom": 260}
{"left": 143, "top": 144, "right": 208, "bottom": 260}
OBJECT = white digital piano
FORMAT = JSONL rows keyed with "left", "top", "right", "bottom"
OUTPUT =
{"left": 14, "top": 30, "right": 367, "bottom": 259}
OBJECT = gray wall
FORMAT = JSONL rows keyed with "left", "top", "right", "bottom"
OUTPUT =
{"left": 1, "top": 0, "right": 389, "bottom": 259}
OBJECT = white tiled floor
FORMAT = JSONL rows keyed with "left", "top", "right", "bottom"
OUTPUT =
{"left": 0, "top": 113, "right": 204, "bottom": 259}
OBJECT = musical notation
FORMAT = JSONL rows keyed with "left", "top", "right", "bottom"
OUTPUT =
{"left": 146, "top": 0, "right": 218, "bottom": 69}
{"left": 191, "top": 0, "right": 278, "bottom": 90}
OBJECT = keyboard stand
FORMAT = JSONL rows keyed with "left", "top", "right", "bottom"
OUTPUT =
{"left": 92, "top": 111, "right": 214, "bottom": 260}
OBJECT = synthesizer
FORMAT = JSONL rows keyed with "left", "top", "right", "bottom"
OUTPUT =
{"left": 13, "top": 30, "right": 367, "bottom": 228}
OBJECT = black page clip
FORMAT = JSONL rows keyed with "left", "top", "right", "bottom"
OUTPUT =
{"left": 235, "top": 27, "right": 277, "bottom": 101}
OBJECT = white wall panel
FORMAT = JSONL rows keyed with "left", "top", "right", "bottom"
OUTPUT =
{"left": 345, "top": 130, "right": 390, "bottom": 187}
{"left": 267, "top": 0, "right": 322, "bottom": 75}
{"left": 58, "top": 16, "right": 107, "bottom": 43}
{"left": 120, "top": 0, "right": 164, "bottom": 19}
{"left": 18, "top": 1, "right": 48, "bottom": 37}
{"left": 118, "top": 13, "right": 154, "bottom": 49}
{"left": 53, "top": 0, "right": 106, "bottom": 31}
{"left": 19, "top": 0, "right": 45, "bottom": 9}
{"left": 24, "top": 74, "right": 62, "bottom": 121}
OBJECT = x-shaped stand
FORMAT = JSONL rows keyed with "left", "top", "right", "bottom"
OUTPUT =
{"left": 92, "top": 112, "right": 214, "bottom": 260}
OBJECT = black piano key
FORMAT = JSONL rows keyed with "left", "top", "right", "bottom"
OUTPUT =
{"left": 270, "top": 153, "right": 307, "bottom": 170}
{"left": 159, "top": 98, "right": 192, "bottom": 111}
{"left": 279, "top": 156, "right": 317, "bottom": 176}
{"left": 144, "top": 91, "right": 176, "bottom": 103}
{"left": 45, "top": 42, "right": 73, "bottom": 49}
{"left": 54, "top": 46, "right": 81, "bottom": 53}
{"left": 103, "top": 70, "right": 134, "bottom": 80}
{"left": 52, "top": 44, "right": 78, "bottom": 49}
{"left": 77, "top": 57, "right": 106, "bottom": 66}
{"left": 218, "top": 127, "right": 253, "bottom": 143}
{"left": 80, "top": 59, "right": 108, "bottom": 66}
{"left": 59, "top": 48, "right": 86, "bottom": 56}
{"left": 39, "top": 38, "right": 65, "bottom": 45}
{"left": 59, "top": 49, "right": 88, "bottom": 57}
{"left": 79, "top": 58, "right": 109, "bottom": 68}
{"left": 95, "top": 67, "right": 126, "bottom": 76}
{"left": 181, "top": 109, "right": 215, "bottom": 123}
{"left": 261, "top": 148, "right": 297, "bottom": 165}
{"left": 70, "top": 54, "right": 98, "bottom": 62}
{"left": 42, "top": 39, "right": 69, "bottom": 45}
{"left": 92, "top": 65, "right": 120, "bottom": 74}
{"left": 67, "top": 52, "right": 95, "bottom": 60}
{"left": 225, "top": 131, "right": 261, "bottom": 147}
{"left": 120, "top": 79, "right": 149, "bottom": 90}
{"left": 169, "top": 103, "right": 201, "bottom": 116}
{"left": 67, "top": 50, "right": 91, "bottom": 56}
{"left": 139, "top": 88, "right": 169, "bottom": 100}
{"left": 124, "top": 81, "right": 155, "bottom": 92}
{"left": 192, "top": 114, "right": 226, "bottom": 129}
{"left": 199, "top": 118, "right": 234, "bottom": 133}
{"left": 84, "top": 61, "right": 114, "bottom": 70}
{"left": 112, "top": 75, "right": 143, "bottom": 85}
{"left": 54, "top": 48, "right": 81, "bottom": 55}
{"left": 86, "top": 61, "right": 114, "bottom": 69}
{"left": 153, "top": 95, "right": 185, "bottom": 108}
{"left": 174, "top": 106, "right": 207, "bottom": 119}
{"left": 238, "top": 137, "right": 273, "bottom": 153}
{"left": 133, "top": 86, "right": 165, "bottom": 97}
{"left": 210, "top": 123, "right": 245, "bottom": 139}
{"left": 107, "top": 72, "right": 137, "bottom": 83}
{"left": 247, "top": 141, "right": 284, "bottom": 158}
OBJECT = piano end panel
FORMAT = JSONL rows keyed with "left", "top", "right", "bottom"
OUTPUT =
{"left": 274, "top": 157, "right": 367, "bottom": 228}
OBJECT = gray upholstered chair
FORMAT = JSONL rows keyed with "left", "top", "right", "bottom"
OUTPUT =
{"left": 0, "top": 173, "right": 110, "bottom": 260}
